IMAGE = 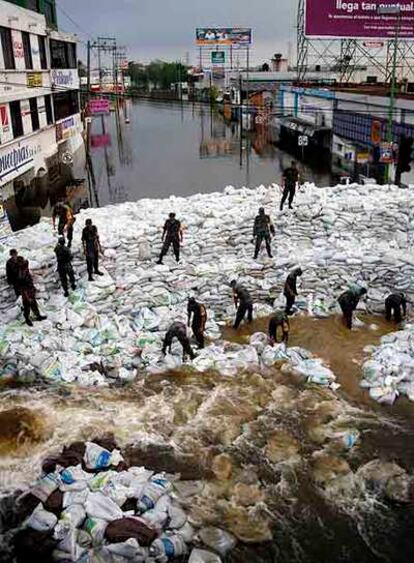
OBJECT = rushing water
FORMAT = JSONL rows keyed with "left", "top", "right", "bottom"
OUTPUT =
{"left": 89, "top": 99, "right": 333, "bottom": 206}
{"left": 0, "top": 314, "right": 413, "bottom": 562}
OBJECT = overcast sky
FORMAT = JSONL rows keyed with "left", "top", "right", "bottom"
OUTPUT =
{"left": 58, "top": 0, "right": 296, "bottom": 66}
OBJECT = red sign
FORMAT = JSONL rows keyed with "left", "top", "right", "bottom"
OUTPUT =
{"left": 371, "top": 120, "right": 382, "bottom": 145}
{"left": 88, "top": 99, "right": 110, "bottom": 115}
{"left": 0, "top": 105, "right": 9, "bottom": 127}
{"left": 305, "top": 0, "right": 414, "bottom": 39}
{"left": 91, "top": 134, "right": 111, "bottom": 148}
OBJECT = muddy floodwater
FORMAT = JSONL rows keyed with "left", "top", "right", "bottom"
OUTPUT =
{"left": 0, "top": 314, "right": 413, "bottom": 562}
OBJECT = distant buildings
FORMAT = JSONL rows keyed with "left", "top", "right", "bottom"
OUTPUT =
{"left": 0, "top": 0, "right": 84, "bottom": 229}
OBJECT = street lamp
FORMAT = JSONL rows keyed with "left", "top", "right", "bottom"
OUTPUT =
{"left": 377, "top": 4, "right": 401, "bottom": 184}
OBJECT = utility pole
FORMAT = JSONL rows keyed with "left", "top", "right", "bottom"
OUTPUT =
{"left": 378, "top": 5, "right": 401, "bottom": 184}
{"left": 87, "top": 40, "right": 91, "bottom": 106}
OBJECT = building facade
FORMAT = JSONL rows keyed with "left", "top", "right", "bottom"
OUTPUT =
{"left": 332, "top": 89, "right": 414, "bottom": 184}
{"left": 0, "top": 0, "right": 84, "bottom": 230}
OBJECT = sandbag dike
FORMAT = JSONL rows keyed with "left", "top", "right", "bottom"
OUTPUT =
{"left": 0, "top": 183, "right": 414, "bottom": 562}
{"left": 0, "top": 183, "right": 413, "bottom": 398}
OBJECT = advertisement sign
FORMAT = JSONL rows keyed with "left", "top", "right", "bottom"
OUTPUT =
{"left": 357, "top": 151, "right": 370, "bottom": 164}
{"left": 27, "top": 72, "right": 43, "bottom": 88}
{"left": 196, "top": 28, "right": 252, "bottom": 45}
{"left": 305, "top": 0, "right": 414, "bottom": 39}
{"left": 211, "top": 51, "right": 226, "bottom": 64}
{"left": 91, "top": 134, "right": 111, "bottom": 148}
{"left": 0, "top": 105, "right": 12, "bottom": 143}
{"left": 371, "top": 119, "right": 382, "bottom": 144}
{"left": 88, "top": 99, "right": 110, "bottom": 115}
{"left": 380, "top": 142, "right": 394, "bottom": 163}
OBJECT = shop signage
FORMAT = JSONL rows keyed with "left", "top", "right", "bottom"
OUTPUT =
{"left": 51, "top": 69, "right": 77, "bottom": 88}
{"left": 27, "top": 72, "right": 43, "bottom": 88}
{"left": 0, "top": 142, "right": 37, "bottom": 184}
{"left": 0, "top": 199, "right": 12, "bottom": 241}
{"left": 56, "top": 116, "right": 79, "bottom": 143}
{"left": 88, "top": 99, "right": 110, "bottom": 115}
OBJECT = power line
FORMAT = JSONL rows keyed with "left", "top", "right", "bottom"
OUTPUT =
{"left": 55, "top": 2, "right": 94, "bottom": 40}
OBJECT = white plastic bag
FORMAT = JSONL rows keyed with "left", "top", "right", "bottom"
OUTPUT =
{"left": 189, "top": 548, "right": 222, "bottom": 563}
{"left": 85, "top": 492, "right": 123, "bottom": 522}
{"left": 25, "top": 504, "right": 58, "bottom": 532}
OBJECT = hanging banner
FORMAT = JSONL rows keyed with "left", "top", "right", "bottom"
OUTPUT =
{"left": 196, "top": 28, "right": 252, "bottom": 45}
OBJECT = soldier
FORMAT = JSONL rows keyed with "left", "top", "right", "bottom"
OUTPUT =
{"left": 82, "top": 219, "right": 104, "bottom": 281}
{"left": 162, "top": 322, "right": 195, "bottom": 361}
{"left": 253, "top": 207, "right": 275, "bottom": 259}
{"left": 269, "top": 310, "right": 290, "bottom": 345}
{"left": 338, "top": 286, "right": 367, "bottom": 329}
{"left": 53, "top": 199, "right": 76, "bottom": 248}
{"left": 15, "top": 258, "right": 47, "bottom": 327}
{"left": 54, "top": 237, "right": 76, "bottom": 297}
{"left": 157, "top": 213, "right": 183, "bottom": 265}
{"left": 385, "top": 293, "right": 407, "bottom": 323}
{"left": 6, "top": 249, "right": 20, "bottom": 297}
{"left": 230, "top": 280, "right": 253, "bottom": 329}
{"left": 187, "top": 297, "right": 207, "bottom": 349}
{"left": 284, "top": 268, "right": 303, "bottom": 315}
{"left": 280, "top": 161, "right": 300, "bottom": 211}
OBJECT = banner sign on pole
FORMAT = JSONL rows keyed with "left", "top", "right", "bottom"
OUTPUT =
{"left": 88, "top": 99, "right": 111, "bottom": 115}
{"left": 211, "top": 51, "right": 226, "bottom": 65}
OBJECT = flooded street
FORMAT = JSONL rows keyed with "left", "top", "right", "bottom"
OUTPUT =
{"left": 1, "top": 314, "right": 413, "bottom": 562}
{"left": 90, "top": 100, "right": 333, "bottom": 206}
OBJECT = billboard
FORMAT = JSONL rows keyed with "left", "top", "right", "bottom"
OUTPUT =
{"left": 196, "top": 28, "right": 252, "bottom": 45}
{"left": 305, "top": 0, "right": 414, "bottom": 39}
{"left": 211, "top": 51, "right": 225, "bottom": 64}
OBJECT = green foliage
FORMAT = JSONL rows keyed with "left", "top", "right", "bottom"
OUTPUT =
{"left": 128, "top": 60, "right": 188, "bottom": 90}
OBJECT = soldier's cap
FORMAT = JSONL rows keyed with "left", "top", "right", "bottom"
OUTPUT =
{"left": 259, "top": 207, "right": 265, "bottom": 213}
{"left": 58, "top": 237, "right": 66, "bottom": 245}
{"left": 169, "top": 212, "right": 176, "bottom": 218}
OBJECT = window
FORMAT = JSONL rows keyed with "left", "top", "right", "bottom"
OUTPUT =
{"left": 38, "top": 35, "right": 47, "bottom": 70}
{"left": 22, "top": 32, "right": 33, "bottom": 70}
{"left": 0, "top": 26, "right": 15, "bottom": 70}
{"left": 29, "top": 98, "right": 39, "bottom": 131}
{"left": 44, "top": 1, "right": 57, "bottom": 27}
{"left": 10, "top": 101, "right": 23, "bottom": 139}
{"left": 27, "top": 0, "right": 40, "bottom": 11}
{"left": 53, "top": 91, "right": 79, "bottom": 121}
{"left": 50, "top": 40, "right": 77, "bottom": 69}
{"left": 67, "top": 43, "right": 77, "bottom": 69}
{"left": 45, "top": 94, "right": 53, "bottom": 125}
